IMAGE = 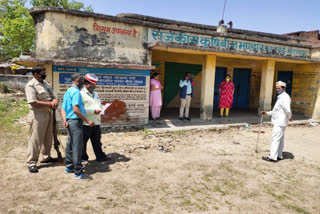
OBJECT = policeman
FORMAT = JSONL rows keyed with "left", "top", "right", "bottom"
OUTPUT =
{"left": 25, "top": 66, "right": 58, "bottom": 173}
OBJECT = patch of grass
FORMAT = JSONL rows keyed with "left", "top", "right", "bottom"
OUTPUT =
{"left": 141, "top": 128, "right": 154, "bottom": 136}
{"left": 179, "top": 199, "right": 208, "bottom": 211}
{"left": 0, "top": 83, "right": 14, "bottom": 93}
{"left": 159, "top": 184, "right": 170, "bottom": 194}
{"left": 103, "top": 198, "right": 118, "bottom": 208}
{"left": 265, "top": 185, "right": 310, "bottom": 213}
{"left": 213, "top": 184, "right": 227, "bottom": 196}
{"left": 171, "top": 130, "right": 188, "bottom": 136}
{"left": 0, "top": 97, "right": 29, "bottom": 130}
{"left": 225, "top": 200, "right": 234, "bottom": 210}
{"left": 202, "top": 169, "right": 217, "bottom": 182}
{"left": 180, "top": 199, "right": 192, "bottom": 206}
{"left": 265, "top": 186, "right": 290, "bottom": 202}
{"left": 218, "top": 161, "right": 241, "bottom": 175}
{"left": 0, "top": 97, "right": 29, "bottom": 153}
{"left": 241, "top": 190, "right": 259, "bottom": 199}
{"left": 212, "top": 177, "right": 243, "bottom": 196}
{"left": 284, "top": 204, "right": 311, "bottom": 214}
{"left": 83, "top": 205, "right": 92, "bottom": 210}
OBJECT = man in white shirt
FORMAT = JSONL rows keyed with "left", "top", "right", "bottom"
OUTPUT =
{"left": 261, "top": 81, "right": 292, "bottom": 162}
{"left": 81, "top": 74, "right": 108, "bottom": 162}
{"left": 179, "top": 72, "right": 194, "bottom": 121}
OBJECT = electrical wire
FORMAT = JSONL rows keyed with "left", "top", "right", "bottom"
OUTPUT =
{"left": 221, "top": 0, "right": 227, "bottom": 21}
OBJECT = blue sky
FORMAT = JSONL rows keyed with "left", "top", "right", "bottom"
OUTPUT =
{"left": 32, "top": 0, "right": 320, "bottom": 35}
{"left": 82, "top": 0, "right": 320, "bottom": 34}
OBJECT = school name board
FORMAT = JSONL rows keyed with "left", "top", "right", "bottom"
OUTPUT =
{"left": 53, "top": 65, "right": 150, "bottom": 76}
{"left": 53, "top": 65, "right": 150, "bottom": 125}
{"left": 148, "top": 29, "right": 310, "bottom": 58}
{"left": 59, "top": 73, "right": 146, "bottom": 86}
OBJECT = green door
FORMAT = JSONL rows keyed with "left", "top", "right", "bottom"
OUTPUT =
{"left": 164, "top": 62, "right": 202, "bottom": 108}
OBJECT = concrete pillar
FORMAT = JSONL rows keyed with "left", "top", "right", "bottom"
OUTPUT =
{"left": 200, "top": 55, "right": 216, "bottom": 120}
{"left": 312, "top": 91, "right": 320, "bottom": 119}
{"left": 312, "top": 65, "right": 320, "bottom": 119}
{"left": 258, "top": 60, "right": 275, "bottom": 113}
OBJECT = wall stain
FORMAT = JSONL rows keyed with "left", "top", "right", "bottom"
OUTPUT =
{"left": 61, "top": 26, "right": 115, "bottom": 61}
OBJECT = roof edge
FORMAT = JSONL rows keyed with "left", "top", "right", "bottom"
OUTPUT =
{"left": 117, "top": 13, "right": 310, "bottom": 42}
{"left": 13, "top": 57, "right": 155, "bottom": 70}
{"left": 29, "top": 7, "right": 312, "bottom": 49}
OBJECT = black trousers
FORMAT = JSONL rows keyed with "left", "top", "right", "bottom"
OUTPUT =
{"left": 82, "top": 125, "right": 106, "bottom": 161}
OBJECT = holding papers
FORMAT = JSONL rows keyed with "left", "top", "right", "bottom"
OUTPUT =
{"left": 100, "top": 103, "right": 112, "bottom": 115}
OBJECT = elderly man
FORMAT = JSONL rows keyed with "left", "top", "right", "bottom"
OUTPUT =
{"left": 25, "top": 66, "right": 59, "bottom": 173}
{"left": 61, "top": 73, "right": 94, "bottom": 180}
{"left": 261, "top": 81, "right": 292, "bottom": 162}
{"left": 81, "top": 74, "right": 108, "bottom": 162}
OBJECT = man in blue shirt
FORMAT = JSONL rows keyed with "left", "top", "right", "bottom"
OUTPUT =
{"left": 61, "top": 73, "right": 95, "bottom": 180}
{"left": 179, "top": 72, "right": 194, "bottom": 121}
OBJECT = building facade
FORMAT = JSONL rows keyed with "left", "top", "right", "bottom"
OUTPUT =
{"left": 15, "top": 7, "right": 320, "bottom": 128}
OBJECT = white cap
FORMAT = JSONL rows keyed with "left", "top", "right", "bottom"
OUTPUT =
{"left": 276, "top": 81, "right": 286, "bottom": 87}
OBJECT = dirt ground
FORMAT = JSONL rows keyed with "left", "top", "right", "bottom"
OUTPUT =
{"left": 0, "top": 123, "right": 320, "bottom": 214}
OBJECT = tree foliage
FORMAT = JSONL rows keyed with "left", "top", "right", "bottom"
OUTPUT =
{"left": 31, "top": 0, "right": 93, "bottom": 11}
{"left": 0, "top": 0, "right": 35, "bottom": 61}
{"left": 0, "top": 0, "right": 93, "bottom": 61}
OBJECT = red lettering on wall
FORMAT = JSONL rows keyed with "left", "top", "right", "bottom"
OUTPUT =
{"left": 93, "top": 23, "right": 139, "bottom": 39}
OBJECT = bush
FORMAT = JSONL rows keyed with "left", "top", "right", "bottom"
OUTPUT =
{"left": 0, "top": 97, "right": 29, "bottom": 130}
{"left": 0, "top": 82, "right": 25, "bottom": 94}
{"left": 0, "top": 83, "right": 13, "bottom": 93}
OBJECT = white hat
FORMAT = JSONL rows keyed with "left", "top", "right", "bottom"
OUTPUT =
{"left": 276, "top": 81, "right": 286, "bottom": 87}
{"left": 85, "top": 73, "right": 98, "bottom": 84}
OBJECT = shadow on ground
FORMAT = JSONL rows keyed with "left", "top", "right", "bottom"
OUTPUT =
{"left": 282, "top": 151, "right": 295, "bottom": 160}
{"left": 85, "top": 153, "right": 130, "bottom": 175}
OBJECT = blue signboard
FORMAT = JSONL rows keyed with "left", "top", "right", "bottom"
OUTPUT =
{"left": 59, "top": 73, "right": 146, "bottom": 86}
{"left": 53, "top": 65, "right": 150, "bottom": 76}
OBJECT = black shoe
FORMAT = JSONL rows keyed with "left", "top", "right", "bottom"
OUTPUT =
{"left": 96, "top": 156, "right": 112, "bottom": 162}
{"left": 179, "top": 117, "right": 184, "bottom": 121}
{"left": 184, "top": 117, "right": 191, "bottom": 121}
{"left": 277, "top": 157, "right": 283, "bottom": 161}
{"left": 29, "top": 165, "right": 38, "bottom": 173}
{"left": 40, "top": 157, "right": 58, "bottom": 163}
{"left": 262, "top": 156, "right": 278, "bottom": 162}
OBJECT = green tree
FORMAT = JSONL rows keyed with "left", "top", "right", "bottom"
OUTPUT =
{"left": 0, "top": 0, "right": 35, "bottom": 61}
{"left": 31, "top": 0, "right": 93, "bottom": 11}
{"left": 0, "top": 0, "right": 93, "bottom": 61}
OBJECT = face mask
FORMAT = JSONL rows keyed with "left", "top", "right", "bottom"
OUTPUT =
{"left": 276, "top": 90, "right": 283, "bottom": 95}
{"left": 226, "top": 78, "right": 230, "bottom": 82}
{"left": 88, "top": 86, "right": 95, "bottom": 93}
{"left": 78, "top": 82, "right": 84, "bottom": 89}
{"left": 40, "top": 74, "right": 46, "bottom": 80}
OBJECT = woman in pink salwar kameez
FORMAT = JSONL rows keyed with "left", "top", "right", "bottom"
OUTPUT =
{"left": 150, "top": 73, "right": 163, "bottom": 120}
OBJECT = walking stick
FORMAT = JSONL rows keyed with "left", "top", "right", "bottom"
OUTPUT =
{"left": 53, "top": 109, "right": 64, "bottom": 164}
{"left": 255, "top": 115, "right": 264, "bottom": 153}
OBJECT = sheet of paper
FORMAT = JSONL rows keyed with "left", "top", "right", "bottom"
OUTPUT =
{"left": 100, "top": 103, "right": 112, "bottom": 115}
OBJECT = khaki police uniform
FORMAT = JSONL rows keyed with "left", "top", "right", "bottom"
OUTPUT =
{"left": 25, "top": 77, "right": 55, "bottom": 166}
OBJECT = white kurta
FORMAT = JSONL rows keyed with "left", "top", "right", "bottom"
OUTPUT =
{"left": 266, "top": 92, "right": 292, "bottom": 160}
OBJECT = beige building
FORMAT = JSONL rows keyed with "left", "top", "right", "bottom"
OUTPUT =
{"left": 15, "top": 7, "right": 320, "bottom": 127}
